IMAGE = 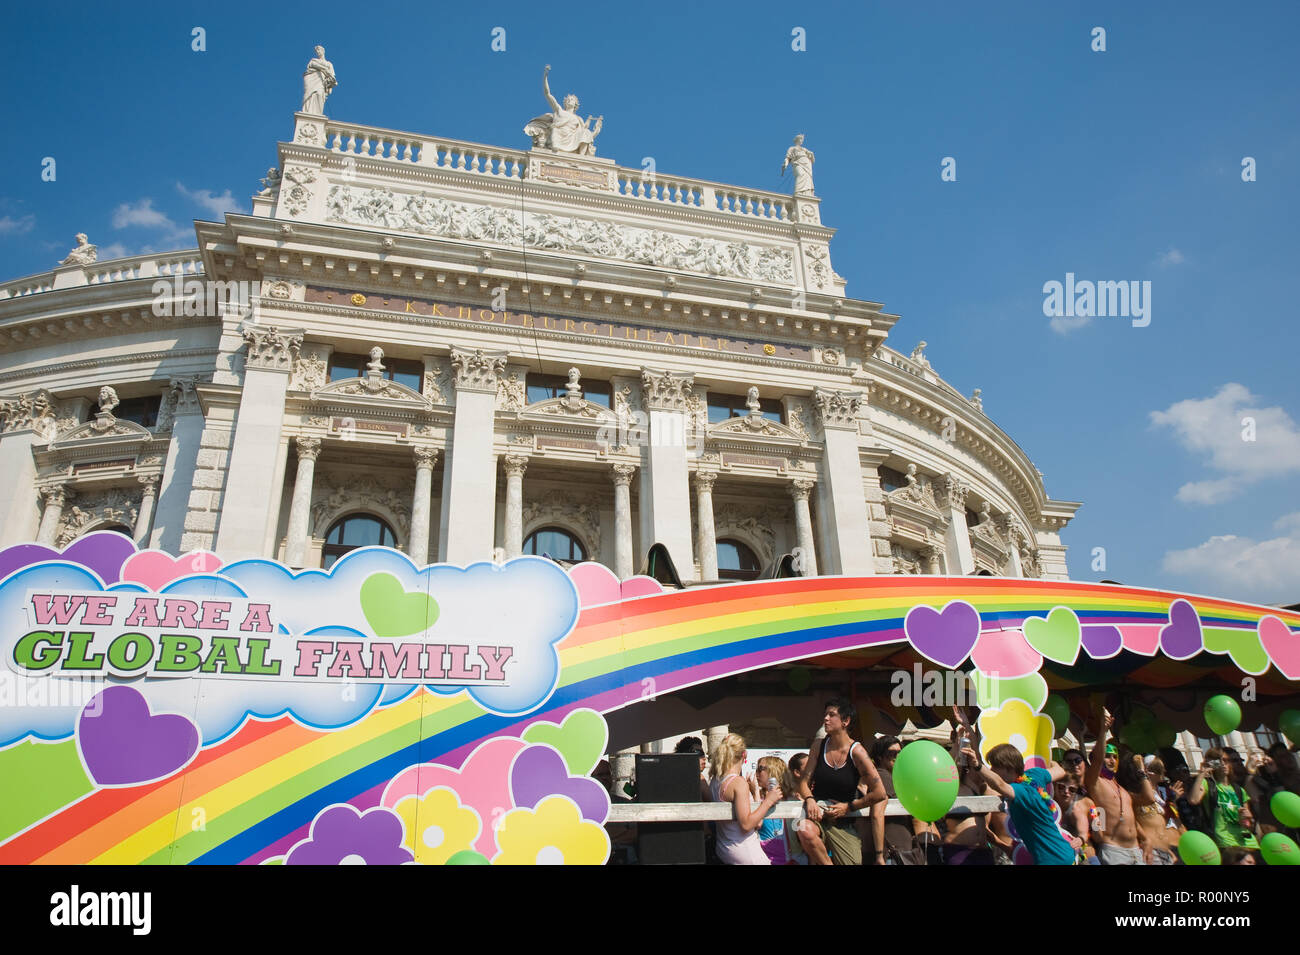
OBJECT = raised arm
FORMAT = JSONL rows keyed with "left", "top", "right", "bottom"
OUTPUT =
{"left": 967, "top": 747, "right": 1015, "bottom": 800}
{"left": 726, "top": 773, "right": 782, "bottom": 833}
{"left": 542, "top": 65, "right": 560, "bottom": 112}
{"left": 1085, "top": 698, "right": 1107, "bottom": 793}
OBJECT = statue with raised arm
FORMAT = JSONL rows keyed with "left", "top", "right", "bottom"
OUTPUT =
{"left": 523, "top": 65, "right": 602, "bottom": 155}
{"left": 780, "top": 134, "right": 816, "bottom": 196}
{"left": 301, "top": 45, "right": 337, "bottom": 115}
{"left": 61, "top": 233, "right": 97, "bottom": 266}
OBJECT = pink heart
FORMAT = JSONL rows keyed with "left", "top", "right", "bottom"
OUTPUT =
{"left": 1259, "top": 616, "right": 1300, "bottom": 680}
{"left": 120, "top": 550, "right": 223, "bottom": 591}
{"left": 620, "top": 576, "right": 664, "bottom": 599}
{"left": 971, "top": 630, "right": 1041, "bottom": 678}
{"left": 381, "top": 737, "right": 525, "bottom": 857}
{"left": 1119, "top": 626, "right": 1161, "bottom": 655}
{"left": 567, "top": 563, "right": 622, "bottom": 607}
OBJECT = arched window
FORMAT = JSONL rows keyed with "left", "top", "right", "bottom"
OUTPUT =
{"left": 524, "top": 526, "right": 586, "bottom": 562}
{"left": 717, "top": 538, "right": 761, "bottom": 581}
{"left": 322, "top": 514, "right": 396, "bottom": 569}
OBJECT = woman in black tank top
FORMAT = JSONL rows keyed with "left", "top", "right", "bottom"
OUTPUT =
{"left": 813, "top": 739, "right": 862, "bottom": 805}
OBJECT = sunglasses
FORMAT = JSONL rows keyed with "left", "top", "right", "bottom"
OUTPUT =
{"left": 1064, "top": 757, "right": 1084, "bottom": 765}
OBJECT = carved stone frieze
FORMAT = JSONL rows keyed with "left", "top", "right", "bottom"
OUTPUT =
{"left": 281, "top": 165, "right": 319, "bottom": 217}
{"left": 325, "top": 185, "right": 796, "bottom": 284}
{"left": 497, "top": 371, "right": 526, "bottom": 411}
{"left": 55, "top": 487, "right": 140, "bottom": 547}
{"left": 242, "top": 324, "right": 304, "bottom": 371}
{"left": 890, "top": 542, "right": 923, "bottom": 575}
{"left": 641, "top": 369, "right": 695, "bottom": 412}
{"left": 522, "top": 493, "right": 600, "bottom": 557}
{"left": 310, "top": 472, "right": 412, "bottom": 537}
{"left": 713, "top": 501, "right": 777, "bottom": 563}
{"left": 290, "top": 352, "right": 328, "bottom": 392}
{"left": 811, "top": 387, "right": 864, "bottom": 431}
{"left": 0, "top": 389, "right": 56, "bottom": 435}
{"left": 451, "top": 349, "right": 507, "bottom": 393}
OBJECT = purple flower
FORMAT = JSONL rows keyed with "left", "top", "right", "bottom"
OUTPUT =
{"left": 286, "top": 804, "right": 413, "bottom": 865}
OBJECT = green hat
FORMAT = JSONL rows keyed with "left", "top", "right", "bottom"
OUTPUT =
{"left": 1105, "top": 743, "right": 1119, "bottom": 755}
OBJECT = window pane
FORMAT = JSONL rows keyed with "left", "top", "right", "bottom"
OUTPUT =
{"left": 112, "top": 396, "right": 160, "bottom": 429}
{"left": 583, "top": 380, "right": 611, "bottom": 408}
{"left": 328, "top": 354, "right": 363, "bottom": 381}
{"left": 524, "top": 527, "right": 585, "bottom": 561}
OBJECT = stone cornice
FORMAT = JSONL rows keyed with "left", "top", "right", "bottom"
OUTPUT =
{"left": 0, "top": 348, "right": 218, "bottom": 389}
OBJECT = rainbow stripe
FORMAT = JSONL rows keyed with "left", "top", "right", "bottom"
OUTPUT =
{"left": 2, "top": 575, "right": 1296, "bottom": 864}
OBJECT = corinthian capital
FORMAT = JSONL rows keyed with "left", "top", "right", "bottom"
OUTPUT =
{"left": 295, "top": 436, "right": 322, "bottom": 461}
{"left": 935, "top": 473, "right": 969, "bottom": 511}
{"left": 790, "top": 479, "right": 815, "bottom": 502}
{"left": 640, "top": 368, "right": 695, "bottom": 411}
{"left": 413, "top": 446, "right": 439, "bottom": 470}
{"left": 502, "top": 453, "right": 529, "bottom": 478}
{"left": 451, "top": 349, "right": 508, "bottom": 393}
{"left": 811, "top": 387, "right": 864, "bottom": 431}
{"left": 611, "top": 463, "right": 637, "bottom": 487}
{"left": 242, "top": 323, "right": 304, "bottom": 371}
{"left": 693, "top": 469, "right": 718, "bottom": 494}
{"left": 40, "top": 483, "right": 71, "bottom": 508}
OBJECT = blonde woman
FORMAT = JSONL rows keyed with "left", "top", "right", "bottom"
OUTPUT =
{"left": 710, "top": 733, "right": 783, "bottom": 864}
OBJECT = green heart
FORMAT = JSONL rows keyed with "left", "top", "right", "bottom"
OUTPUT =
{"left": 972, "top": 671, "right": 1048, "bottom": 713}
{"left": 1023, "top": 607, "right": 1081, "bottom": 664}
{"left": 1203, "top": 627, "right": 1269, "bottom": 675}
{"left": 359, "top": 573, "right": 439, "bottom": 639}
{"left": 521, "top": 708, "right": 609, "bottom": 776}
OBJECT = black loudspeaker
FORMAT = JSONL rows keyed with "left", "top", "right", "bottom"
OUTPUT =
{"left": 635, "top": 753, "right": 706, "bottom": 865}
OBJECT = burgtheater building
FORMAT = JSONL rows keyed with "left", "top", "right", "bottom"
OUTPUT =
{"left": 0, "top": 57, "right": 1082, "bottom": 593}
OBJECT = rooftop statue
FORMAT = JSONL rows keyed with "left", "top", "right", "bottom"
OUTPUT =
{"left": 524, "top": 65, "right": 602, "bottom": 156}
{"left": 781, "top": 134, "right": 816, "bottom": 196}
{"left": 60, "top": 233, "right": 97, "bottom": 266}
{"left": 301, "top": 45, "right": 338, "bottom": 115}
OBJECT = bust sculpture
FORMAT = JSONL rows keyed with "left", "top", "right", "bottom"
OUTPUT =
{"left": 366, "top": 346, "right": 385, "bottom": 374}
{"left": 781, "top": 135, "right": 816, "bottom": 196}
{"left": 524, "top": 65, "right": 602, "bottom": 155}
{"left": 61, "top": 233, "right": 98, "bottom": 266}
{"left": 301, "top": 45, "right": 337, "bottom": 115}
{"left": 97, "top": 386, "right": 120, "bottom": 415}
{"left": 745, "top": 386, "right": 762, "bottom": 415}
{"left": 565, "top": 367, "right": 582, "bottom": 398}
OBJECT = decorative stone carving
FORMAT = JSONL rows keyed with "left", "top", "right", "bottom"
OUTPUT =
{"left": 264, "top": 279, "right": 300, "bottom": 301}
{"left": 301, "top": 45, "right": 337, "bottom": 115}
{"left": 295, "top": 436, "right": 322, "bottom": 462}
{"left": 242, "top": 324, "right": 303, "bottom": 371}
{"left": 641, "top": 369, "right": 695, "bottom": 412}
{"left": 290, "top": 353, "right": 328, "bottom": 391}
{"left": 324, "top": 186, "right": 796, "bottom": 284}
{"left": 781, "top": 135, "right": 816, "bottom": 196}
{"left": 56, "top": 487, "right": 140, "bottom": 547}
{"left": 821, "top": 348, "right": 842, "bottom": 365}
{"left": 0, "top": 389, "right": 57, "bottom": 434}
{"left": 522, "top": 492, "right": 601, "bottom": 556}
{"left": 909, "top": 340, "right": 931, "bottom": 369}
{"left": 611, "top": 463, "right": 637, "bottom": 487}
{"left": 502, "top": 453, "right": 529, "bottom": 478}
{"left": 281, "top": 165, "right": 319, "bottom": 217}
{"left": 451, "top": 349, "right": 507, "bottom": 393}
{"left": 60, "top": 233, "right": 97, "bottom": 266}
{"left": 40, "top": 484, "right": 71, "bottom": 509}
{"left": 524, "top": 65, "right": 602, "bottom": 155}
{"left": 296, "top": 121, "right": 321, "bottom": 145}
{"left": 313, "top": 377, "right": 428, "bottom": 405}
{"left": 790, "top": 479, "right": 815, "bottom": 502}
{"left": 693, "top": 470, "right": 718, "bottom": 493}
{"left": 413, "top": 446, "right": 439, "bottom": 469}
{"left": 310, "top": 473, "right": 412, "bottom": 537}
{"left": 891, "top": 543, "right": 923, "bottom": 575}
{"left": 422, "top": 362, "right": 453, "bottom": 405}
{"left": 94, "top": 386, "right": 119, "bottom": 416}
{"left": 934, "top": 473, "right": 969, "bottom": 511}
{"left": 806, "top": 245, "right": 830, "bottom": 289}
{"left": 713, "top": 501, "right": 777, "bottom": 563}
{"left": 497, "top": 371, "right": 526, "bottom": 411}
{"left": 612, "top": 382, "right": 636, "bottom": 419}
{"left": 970, "top": 388, "right": 983, "bottom": 413}
{"left": 155, "top": 378, "right": 203, "bottom": 431}
{"left": 786, "top": 402, "right": 809, "bottom": 439}
{"left": 810, "top": 387, "right": 864, "bottom": 431}
{"left": 258, "top": 167, "right": 281, "bottom": 197}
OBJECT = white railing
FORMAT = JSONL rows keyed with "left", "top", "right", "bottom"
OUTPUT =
{"left": 0, "top": 250, "right": 204, "bottom": 301}
{"left": 875, "top": 347, "right": 980, "bottom": 407}
{"left": 317, "top": 118, "right": 796, "bottom": 222}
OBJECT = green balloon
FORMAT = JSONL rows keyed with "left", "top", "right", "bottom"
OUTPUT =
{"left": 1043, "top": 695, "right": 1070, "bottom": 738}
{"left": 1150, "top": 721, "right": 1177, "bottom": 750}
{"left": 891, "top": 740, "right": 959, "bottom": 823}
{"left": 1280, "top": 709, "right": 1300, "bottom": 745}
{"left": 1271, "top": 791, "right": 1300, "bottom": 829}
{"left": 1129, "top": 707, "right": 1155, "bottom": 727}
{"left": 1121, "top": 722, "right": 1154, "bottom": 755}
{"left": 445, "top": 849, "right": 491, "bottom": 866}
{"left": 786, "top": 667, "right": 812, "bottom": 693}
{"left": 1260, "top": 832, "right": 1300, "bottom": 866}
{"left": 1204, "top": 695, "right": 1241, "bottom": 736}
{"left": 1177, "top": 830, "right": 1221, "bottom": 866}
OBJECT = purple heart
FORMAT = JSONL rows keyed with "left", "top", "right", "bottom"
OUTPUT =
{"left": 0, "top": 531, "right": 136, "bottom": 585}
{"left": 1159, "top": 599, "right": 1203, "bottom": 660}
{"left": 77, "top": 686, "right": 200, "bottom": 786}
{"left": 904, "top": 601, "right": 980, "bottom": 668}
{"left": 510, "top": 745, "right": 610, "bottom": 824}
{"left": 1081, "top": 625, "right": 1123, "bottom": 659}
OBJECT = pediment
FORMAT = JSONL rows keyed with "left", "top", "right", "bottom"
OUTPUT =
{"left": 311, "top": 376, "right": 431, "bottom": 410}
{"left": 49, "top": 417, "right": 152, "bottom": 448}
{"left": 708, "top": 413, "right": 802, "bottom": 440}
{"left": 519, "top": 396, "right": 617, "bottom": 422}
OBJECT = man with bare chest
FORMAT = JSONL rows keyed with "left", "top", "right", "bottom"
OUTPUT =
{"left": 1084, "top": 698, "right": 1145, "bottom": 864}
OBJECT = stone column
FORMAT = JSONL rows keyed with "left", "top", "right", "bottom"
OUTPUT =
{"left": 693, "top": 470, "right": 719, "bottom": 581}
{"left": 706, "top": 725, "right": 729, "bottom": 768}
{"left": 612, "top": 464, "right": 637, "bottom": 579}
{"left": 610, "top": 747, "right": 638, "bottom": 800}
{"left": 0, "top": 389, "right": 57, "bottom": 543}
{"left": 439, "top": 349, "right": 507, "bottom": 565}
{"left": 502, "top": 454, "right": 528, "bottom": 559}
{"left": 283, "top": 436, "right": 321, "bottom": 567}
{"left": 150, "top": 378, "right": 205, "bottom": 553}
{"left": 36, "top": 484, "right": 70, "bottom": 545}
{"left": 922, "top": 543, "right": 943, "bottom": 575}
{"left": 409, "top": 446, "right": 438, "bottom": 565}
{"left": 936, "top": 474, "right": 976, "bottom": 575}
{"left": 997, "top": 515, "right": 1025, "bottom": 577}
{"left": 215, "top": 324, "right": 303, "bottom": 560}
{"left": 639, "top": 369, "right": 696, "bottom": 580}
{"left": 811, "top": 388, "right": 873, "bottom": 575}
{"left": 789, "top": 479, "right": 819, "bottom": 577}
{"left": 134, "top": 476, "right": 159, "bottom": 545}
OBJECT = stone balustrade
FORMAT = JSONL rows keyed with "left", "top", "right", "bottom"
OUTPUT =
{"left": 0, "top": 250, "right": 204, "bottom": 301}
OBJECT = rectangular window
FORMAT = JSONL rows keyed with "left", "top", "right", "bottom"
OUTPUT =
{"left": 526, "top": 373, "right": 610, "bottom": 406}
{"left": 705, "top": 392, "right": 783, "bottom": 424}
{"left": 879, "top": 466, "right": 908, "bottom": 493}
{"left": 329, "top": 353, "right": 424, "bottom": 394}
{"left": 111, "top": 395, "right": 160, "bottom": 429}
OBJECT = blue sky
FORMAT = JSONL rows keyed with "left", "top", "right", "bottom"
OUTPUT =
{"left": 2, "top": 2, "right": 1297, "bottom": 602}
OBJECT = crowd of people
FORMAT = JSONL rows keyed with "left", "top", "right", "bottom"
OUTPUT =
{"left": 642, "top": 696, "right": 1300, "bottom": 865}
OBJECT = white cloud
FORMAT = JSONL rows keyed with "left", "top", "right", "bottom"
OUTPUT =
{"left": 1157, "top": 248, "right": 1185, "bottom": 267}
{"left": 1162, "top": 512, "right": 1300, "bottom": 605}
{"left": 0, "top": 214, "right": 35, "bottom": 235}
{"left": 1049, "top": 314, "right": 1092, "bottom": 335}
{"left": 112, "top": 198, "right": 174, "bottom": 230}
{"left": 1150, "top": 383, "right": 1300, "bottom": 504}
{"left": 97, "top": 242, "right": 132, "bottom": 261}
{"left": 176, "top": 183, "right": 241, "bottom": 218}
